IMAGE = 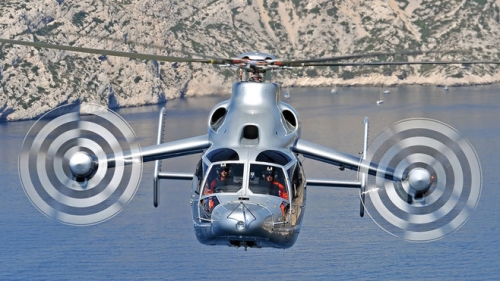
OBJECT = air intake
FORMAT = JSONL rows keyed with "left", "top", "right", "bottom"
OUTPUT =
{"left": 241, "top": 125, "right": 259, "bottom": 145}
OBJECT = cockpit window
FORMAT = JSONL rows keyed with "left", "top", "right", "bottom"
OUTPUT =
{"left": 206, "top": 148, "right": 239, "bottom": 162}
{"left": 202, "top": 163, "right": 244, "bottom": 195}
{"left": 248, "top": 164, "right": 289, "bottom": 200}
{"left": 255, "top": 150, "right": 291, "bottom": 166}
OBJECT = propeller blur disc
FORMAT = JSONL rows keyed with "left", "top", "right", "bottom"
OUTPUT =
{"left": 18, "top": 104, "right": 142, "bottom": 226}
{"left": 361, "top": 118, "right": 482, "bottom": 242}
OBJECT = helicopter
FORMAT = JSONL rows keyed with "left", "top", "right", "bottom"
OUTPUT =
{"left": 2, "top": 38, "right": 486, "bottom": 249}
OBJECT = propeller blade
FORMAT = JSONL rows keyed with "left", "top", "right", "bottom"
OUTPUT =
{"left": 362, "top": 118, "right": 482, "bottom": 242}
{"left": 0, "top": 38, "right": 232, "bottom": 64}
{"left": 18, "top": 103, "right": 143, "bottom": 226}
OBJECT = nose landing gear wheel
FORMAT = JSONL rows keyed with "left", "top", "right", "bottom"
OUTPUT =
{"left": 361, "top": 118, "right": 482, "bottom": 242}
{"left": 19, "top": 104, "right": 142, "bottom": 226}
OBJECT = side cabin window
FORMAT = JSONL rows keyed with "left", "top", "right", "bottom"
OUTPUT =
{"left": 195, "top": 159, "right": 204, "bottom": 194}
{"left": 202, "top": 163, "right": 244, "bottom": 195}
{"left": 248, "top": 164, "right": 289, "bottom": 201}
{"left": 287, "top": 162, "right": 304, "bottom": 199}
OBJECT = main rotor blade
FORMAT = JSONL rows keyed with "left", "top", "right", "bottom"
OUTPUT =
{"left": 59, "top": 32, "right": 226, "bottom": 60}
{"left": 3, "top": 38, "right": 486, "bottom": 69}
{"left": 275, "top": 50, "right": 457, "bottom": 66}
{"left": 290, "top": 60, "right": 500, "bottom": 67}
{"left": 0, "top": 38, "right": 232, "bottom": 64}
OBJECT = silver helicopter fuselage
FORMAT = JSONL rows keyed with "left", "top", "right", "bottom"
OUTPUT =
{"left": 10, "top": 37, "right": 482, "bottom": 248}
{"left": 190, "top": 82, "right": 307, "bottom": 249}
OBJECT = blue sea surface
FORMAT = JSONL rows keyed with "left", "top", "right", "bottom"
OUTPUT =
{"left": 1, "top": 85, "right": 499, "bottom": 280}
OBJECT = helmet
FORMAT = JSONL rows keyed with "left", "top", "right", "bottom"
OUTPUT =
{"left": 262, "top": 166, "right": 274, "bottom": 177}
{"left": 217, "top": 163, "right": 231, "bottom": 175}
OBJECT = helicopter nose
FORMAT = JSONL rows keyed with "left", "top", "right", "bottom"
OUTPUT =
{"left": 211, "top": 202, "right": 274, "bottom": 237}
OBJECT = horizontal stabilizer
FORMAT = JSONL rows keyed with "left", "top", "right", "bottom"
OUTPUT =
{"left": 307, "top": 178, "right": 361, "bottom": 189}
{"left": 158, "top": 172, "right": 194, "bottom": 180}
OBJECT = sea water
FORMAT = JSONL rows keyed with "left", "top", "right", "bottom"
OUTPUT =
{"left": 1, "top": 85, "right": 499, "bottom": 280}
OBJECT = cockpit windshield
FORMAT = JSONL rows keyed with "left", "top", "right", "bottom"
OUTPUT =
{"left": 199, "top": 162, "right": 291, "bottom": 221}
{"left": 201, "top": 162, "right": 289, "bottom": 201}
{"left": 202, "top": 163, "right": 244, "bottom": 195}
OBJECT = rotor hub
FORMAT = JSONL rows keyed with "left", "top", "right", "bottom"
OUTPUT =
{"left": 69, "top": 151, "right": 96, "bottom": 178}
{"left": 407, "top": 167, "right": 433, "bottom": 193}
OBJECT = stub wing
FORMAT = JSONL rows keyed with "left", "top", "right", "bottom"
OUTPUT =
{"left": 292, "top": 139, "right": 366, "bottom": 189}
{"left": 292, "top": 138, "right": 393, "bottom": 181}
{"left": 147, "top": 134, "right": 211, "bottom": 207}
{"left": 140, "top": 134, "right": 211, "bottom": 162}
{"left": 293, "top": 139, "right": 363, "bottom": 172}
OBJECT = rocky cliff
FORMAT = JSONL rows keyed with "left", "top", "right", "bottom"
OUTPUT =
{"left": 2, "top": 0, "right": 500, "bottom": 121}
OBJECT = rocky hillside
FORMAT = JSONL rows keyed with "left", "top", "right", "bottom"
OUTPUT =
{"left": 2, "top": 0, "right": 500, "bottom": 121}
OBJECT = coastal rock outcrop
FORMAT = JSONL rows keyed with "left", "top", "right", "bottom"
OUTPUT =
{"left": 2, "top": 0, "right": 500, "bottom": 121}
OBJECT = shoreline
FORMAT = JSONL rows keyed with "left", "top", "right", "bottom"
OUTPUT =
{"left": 279, "top": 75, "right": 500, "bottom": 88}
{"left": 287, "top": 82, "right": 500, "bottom": 88}
{"left": 2, "top": 81, "right": 499, "bottom": 123}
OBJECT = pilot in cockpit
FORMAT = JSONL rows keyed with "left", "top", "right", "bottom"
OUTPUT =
{"left": 201, "top": 164, "right": 232, "bottom": 216}
{"left": 263, "top": 167, "right": 289, "bottom": 200}
{"left": 207, "top": 164, "right": 232, "bottom": 193}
